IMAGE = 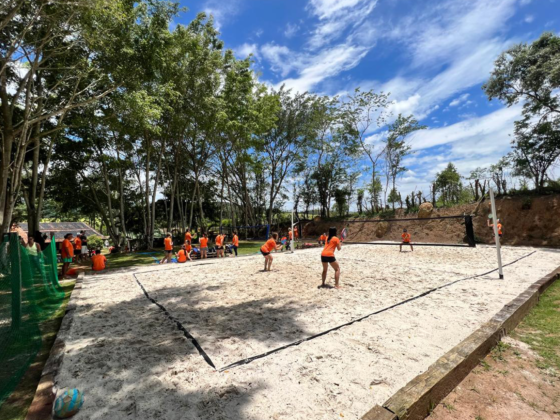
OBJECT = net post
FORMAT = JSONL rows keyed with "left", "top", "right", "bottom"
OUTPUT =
{"left": 464, "top": 215, "right": 476, "bottom": 247}
{"left": 489, "top": 188, "right": 504, "bottom": 279}
{"left": 9, "top": 233, "right": 22, "bottom": 330}
{"left": 291, "top": 181, "right": 295, "bottom": 253}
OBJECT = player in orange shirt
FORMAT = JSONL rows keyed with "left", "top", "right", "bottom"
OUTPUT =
{"left": 61, "top": 233, "right": 74, "bottom": 279}
{"left": 160, "top": 233, "right": 173, "bottom": 263}
{"left": 320, "top": 227, "right": 342, "bottom": 289}
{"left": 487, "top": 217, "right": 503, "bottom": 243}
{"left": 184, "top": 229, "right": 192, "bottom": 247}
{"left": 74, "top": 234, "right": 82, "bottom": 262}
{"left": 261, "top": 232, "right": 283, "bottom": 271}
{"left": 91, "top": 250, "right": 107, "bottom": 271}
{"left": 400, "top": 228, "right": 413, "bottom": 252}
{"left": 176, "top": 245, "right": 188, "bottom": 263}
{"left": 231, "top": 230, "right": 239, "bottom": 257}
{"left": 215, "top": 233, "right": 225, "bottom": 258}
{"left": 318, "top": 232, "right": 327, "bottom": 245}
{"left": 199, "top": 233, "right": 209, "bottom": 259}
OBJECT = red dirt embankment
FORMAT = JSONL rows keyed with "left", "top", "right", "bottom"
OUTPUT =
{"left": 303, "top": 194, "right": 560, "bottom": 247}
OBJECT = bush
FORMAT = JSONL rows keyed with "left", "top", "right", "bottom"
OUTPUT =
{"left": 87, "top": 234, "right": 104, "bottom": 250}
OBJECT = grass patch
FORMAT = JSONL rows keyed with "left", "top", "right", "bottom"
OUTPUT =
{"left": 104, "top": 241, "right": 265, "bottom": 270}
{"left": 512, "top": 279, "right": 560, "bottom": 372}
{"left": 0, "top": 280, "right": 75, "bottom": 420}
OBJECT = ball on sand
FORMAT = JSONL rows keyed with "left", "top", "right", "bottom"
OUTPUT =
{"left": 54, "top": 389, "right": 84, "bottom": 418}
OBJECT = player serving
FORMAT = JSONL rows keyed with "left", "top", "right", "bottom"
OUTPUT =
{"left": 320, "top": 227, "right": 342, "bottom": 289}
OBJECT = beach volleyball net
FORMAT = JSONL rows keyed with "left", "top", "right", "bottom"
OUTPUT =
{"left": 0, "top": 233, "right": 65, "bottom": 407}
{"left": 342, "top": 215, "right": 477, "bottom": 247}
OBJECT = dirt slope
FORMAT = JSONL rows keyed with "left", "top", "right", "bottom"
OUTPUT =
{"left": 302, "top": 194, "right": 560, "bottom": 247}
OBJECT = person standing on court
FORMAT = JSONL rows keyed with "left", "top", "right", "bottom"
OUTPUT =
{"left": 215, "top": 233, "right": 225, "bottom": 258}
{"left": 199, "top": 233, "right": 209, "bottom": 259}
{"left": 231, "top": 230, "right": 239, "bottom": 257}
{"left": 61, "top": 233, "right": 74, "bottom": 279}
{"left": 320, "top": 227, "right": 341, "bottom": 289}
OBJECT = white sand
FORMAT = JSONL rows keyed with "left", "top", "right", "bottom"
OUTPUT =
{"left": 54, "top": 245, "right": 560, "bottom": 419}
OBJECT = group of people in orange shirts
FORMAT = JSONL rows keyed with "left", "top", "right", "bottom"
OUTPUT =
{"left": 161, "top": 229, "right": 241, "bottom": 264}
{"left": 60, "top": 232, "right": 107, "bottom": 278}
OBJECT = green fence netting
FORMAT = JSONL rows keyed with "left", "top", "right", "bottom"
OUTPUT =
{"left": 0, "top": 233, "right": 65, "bottom": 407}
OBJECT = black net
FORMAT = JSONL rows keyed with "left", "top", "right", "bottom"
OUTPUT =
{"left": 0, "top": 234, "right": 65, "bottom": 407}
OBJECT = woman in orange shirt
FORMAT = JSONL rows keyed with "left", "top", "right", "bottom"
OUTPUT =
{"left": 321, "top": 227, "right": 342, "bottom": 289}
{"left": 176, "top": 245, "right": 188, "bottom": 263}
{"left": 231, "top": 230, "right": 239, "bottom": 257}
{"left": 61, "top": 233, "right": 74, "bottom": 279}
{"left": 215, "top": 233, "right": 225, "bottom": 258}
{"left": 400, "top": 228, "right": 413, "bottom": 252}
{"left": 199, "top": 233, "right": 209, "bottom": 259}
{"left": 160, "top": 233, "right": 173, "bottom": 264}
{"left": 261, "top": 232, "right": 282, "bottom": 271}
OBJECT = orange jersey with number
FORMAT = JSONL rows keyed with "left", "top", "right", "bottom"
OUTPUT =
{"left": 261, "top": 239, "right": 277, "bottom": 253}
{"left": 321, "top": 237, "right": 340, "bottom": 257}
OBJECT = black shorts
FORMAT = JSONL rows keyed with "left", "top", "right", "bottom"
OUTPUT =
{"left": 75, "top": 250, "right": 82, "bottom": 255}
{"left": 217, "top": 246, "right": 224, "bottom": 250}
{"left": 164, "top": 250, "right": 173, "bottom": 255}
{"left": 499, "top": 234, "right": 503, "bottom": 238}
{"left": 261, "top": 250, "right": 270, "bottom": 257}
{"left": 321, "top": 256, "right": 336, "bottom": 263}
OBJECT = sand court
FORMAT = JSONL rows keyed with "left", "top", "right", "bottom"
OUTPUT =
{"left": 53, "top": 245, "right": 560, "bottom": 419}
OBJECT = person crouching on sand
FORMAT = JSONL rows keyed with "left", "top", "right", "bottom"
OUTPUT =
{"left": 321, "top": 227, "right": 341, "bottom": 289}
{"left": 261, "top": 232, "right": 283, "bottom": 271}
{"left": 176, "top": 245, "right": 188, "bottom": 263}
{"left": 400, "top": 228, "right": 413, "bottom": 252}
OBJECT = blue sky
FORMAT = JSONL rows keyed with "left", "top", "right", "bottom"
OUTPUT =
{"left": 175, "top": 0, "right": 559, "bottom": 197}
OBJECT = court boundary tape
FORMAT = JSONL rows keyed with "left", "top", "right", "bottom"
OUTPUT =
{"left": 133, "top": 250, "right": 536, "bottom": 373}
{"left": 133, "top": 273, "right": 217, "bottom": 369}
{"left": 218, "top": 250, "right": 536, "bottom": 371}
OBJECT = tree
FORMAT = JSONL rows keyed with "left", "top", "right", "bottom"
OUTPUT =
{"left": 384, "top": 114, "right": 425, "bottom": 208}
{"left": 434, "top": 163, "right": 463, "bottom": 206}
{"left": 510, "top": 120, "right": 560, "bottom": 191}
{"left": 387, "top": 188, "right": 401, "bottom": 210}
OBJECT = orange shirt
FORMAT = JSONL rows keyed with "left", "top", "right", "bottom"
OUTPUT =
{"left": 289, "top": 231, "right": 293, "bottom": 240}
{"left": 491, "top": 223, "right": 503, "bottom": 235}
{"left": 186, "top": 244, "right": 192, "bottom": 252}
{"left": 319, "top": 235, "right": 326, "bottom": 242}
{"left": 215, "top": 235, "right": 223, "bottom": 246}
{"left": 232, "top": 235, "right": 239, "bottom": 246}
{"left": 200, "top": 237, "right": 208, "bottom": 248}
{"left": 321, "top": 236, "right": 340, "bottom": 257}
{"left": 164, "top": 237, "right": 173, "bottom": 251}
{"left": 261, "top": 238, "right": 277, "bottom": 253}
{"left": 294, "top": 228, "right": 299, "bottom": 238}
{"left": 402, "top": 233, "right": 411, "bottom": 243}
{"left": 185, "top": 232, "right": 192, "bottom": 244}
{"left": 61, "top": 239, "right": 74, "bottom": 258}
{"left": 91, "top": 254, "right": 106, "bottom": 271}
{"left": 177, "top": 250, "right": 187, "bottom": 263}
{"left": 74, "top": 236, "right": 82, "bottom": 250}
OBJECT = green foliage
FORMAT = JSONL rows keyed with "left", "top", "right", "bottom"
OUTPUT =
{"left": 434, "top": 163, "right": 464, "bottom": 206}
{"left": 87, "top": 235, "right": 105, "bottom": 250}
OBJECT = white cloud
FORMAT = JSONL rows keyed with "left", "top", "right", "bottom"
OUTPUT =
{"left": 524, "top": 14, "right": 535, "bottom": 23}
{"left": 284, "top": 22, "right": 300, "bottom": 38}
{"left": 449, "top": 93, "right": 470, "bottom": 107}
{"left": 203, "top": 0, "right": 241, "bottom": 30}
{"left": 307, "top": 0, "right": 367, "bottom": 19}
{"left": 261, "top": 43, "right": 301, "bottom": 77}
{"left": 235, "top": 43, "right": 259, "bottom": 59}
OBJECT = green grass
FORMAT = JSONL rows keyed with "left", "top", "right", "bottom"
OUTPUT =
{"left": 0, "top": 280, "right": 75, "bottom": 420}
{"left": 512, "top": 279, "right": 560, "bottom": 371}
{"left": 104, "top": 241, "right": 265, "bottom": 270}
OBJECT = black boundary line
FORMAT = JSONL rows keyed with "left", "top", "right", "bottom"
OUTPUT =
{"left": 133, "top": 273, "right": 217, "bottom": 370}
{"left": 217, "top": 250, "right": 537, "bottom": 372}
